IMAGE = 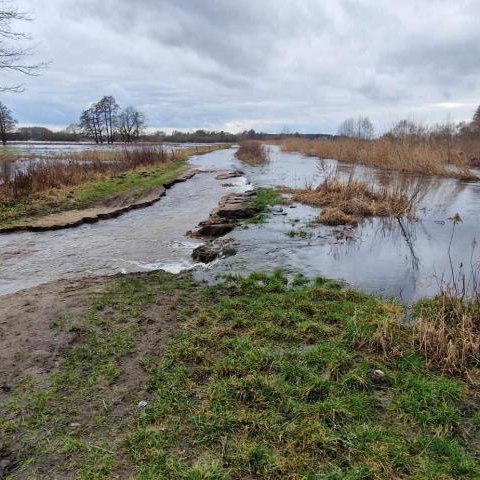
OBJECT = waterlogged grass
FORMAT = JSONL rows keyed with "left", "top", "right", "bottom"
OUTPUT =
{"left": 2, "top": 272, "right": 480, "bottom": 478}
{"left": 0, "top": 159, "right": 186, "bottom": 228}
{"left": 248, "top": 187, "right": 288, "bottom": 224}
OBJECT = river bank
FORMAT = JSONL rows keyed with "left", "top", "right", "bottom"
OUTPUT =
{"left": 1, "top": 270, "right": 478, "bottom": 479}
{"left": 0, "top": 145, "right": 226, "bottom": 232}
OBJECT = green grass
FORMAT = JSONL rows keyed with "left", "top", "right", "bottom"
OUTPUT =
{"left": 286, "top": 229, "right": 313, "bottom": 239}
{"left": 2, "top": 271, "right": 480, "bottom": 479}
{"left": 0, "top": 159, "right": 187, "bottom": 228}
{"left": 247, "top": 187, "right": 288, "bottom": 224}
{"left": 0, "top": 145, "right": 27, "bottom": 157}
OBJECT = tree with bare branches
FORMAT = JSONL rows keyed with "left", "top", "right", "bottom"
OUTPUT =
{"left": 118, "top": 107, "right": 145, "bottom": 143}
{"left": 79, "top": 106, "right": 105, "bottom": 144}
{"left": 0, "top": 2, "right": 44, "bottom": 92}
{"left": 97, "top": 96, "right": 119, "bottom": 144}
{"left": 0, "top": 101, "right": 16, "bottom": 144}
{"left": 337, "top": 116, "right": 374, "bottom": 140}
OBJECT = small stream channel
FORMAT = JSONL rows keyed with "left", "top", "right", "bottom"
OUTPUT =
{"left": 0, "top": 146, "right": 479, "bottom": 303}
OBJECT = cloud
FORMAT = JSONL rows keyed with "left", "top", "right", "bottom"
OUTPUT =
{"left": 4, "top": 0, "right": 480, "bottom": 133}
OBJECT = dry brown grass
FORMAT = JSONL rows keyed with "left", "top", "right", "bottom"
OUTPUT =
{"left": 414, "top": 293, "right": 480, "bottom": 377}
{"left": 0, "top": 145, "right": 220, "bottom": 202}
{"left": 236, "top": 140, "right": 269, "bottom": 165}
{"left": 281, "top": 170, "right": 423, "bottom": 226}
{"left": 318, "top": 207, "right": 358, "bottom": 226}
{"left": 282, "top": 137, "right": 477, "bottom": 179}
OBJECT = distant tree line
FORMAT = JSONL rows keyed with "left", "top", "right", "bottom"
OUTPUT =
{"left": 3, "top": 102, "right": 480, "bottom": 146}
{"left": 336, "top": 107, "right": 480, "bottom": 143}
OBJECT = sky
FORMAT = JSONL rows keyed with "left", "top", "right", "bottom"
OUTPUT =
{"left": 2, "top": 0, "right": 480, "bottom": 134}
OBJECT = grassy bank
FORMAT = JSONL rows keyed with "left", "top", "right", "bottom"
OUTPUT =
{"left": 0, "top": 146, "right": 225, "bottom": 229}
{"left": 0, "top": 160, "right": 187, "bottom": 229}
{"left": 2, "top": 271, "right": 479, "bottom": 479}
{"left": 281, "top": 138, "right": 477, "bottom": 179}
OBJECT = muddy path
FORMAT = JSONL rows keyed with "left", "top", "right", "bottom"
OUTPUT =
{"left": 0, "top": 276, "right": 108, "bottom": 400}
{"left": 0, "top": 271, "right": 198, "bottom": 479}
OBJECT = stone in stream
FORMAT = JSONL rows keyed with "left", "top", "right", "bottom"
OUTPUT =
{"left": 189, "top": 190, "right": 258, "bottom": 240}
{"left": 215, "top": 170, "right": 244, "bottom": 180}
{"left": 194, "top": 220, "right": 234, "bottom": 238}
{"left": 192, "top": 240, "right": 238, "bottom": 263}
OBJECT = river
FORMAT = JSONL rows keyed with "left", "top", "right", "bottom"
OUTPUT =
{"left": 1, "top": 145, "right": 479, "bottom": 303}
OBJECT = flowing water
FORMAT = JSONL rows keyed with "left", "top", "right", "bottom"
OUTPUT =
{"left": 1, "top": 145, "right": 479, "bottom": 303}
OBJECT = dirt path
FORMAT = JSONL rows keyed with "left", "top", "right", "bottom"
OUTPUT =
{"left": 0, "top": 277, "right": 108, "bottom": 406}
{"left": 0, "top": 272, "right": 196, "bottom": 478}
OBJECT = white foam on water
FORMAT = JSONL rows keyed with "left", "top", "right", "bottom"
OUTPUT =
{"left": 124, "top": 259, "right": 196, "bottom": 274}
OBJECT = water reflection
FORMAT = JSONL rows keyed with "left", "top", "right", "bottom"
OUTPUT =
{"left": 199, "top": 146, "right": 480, "bottom": 303}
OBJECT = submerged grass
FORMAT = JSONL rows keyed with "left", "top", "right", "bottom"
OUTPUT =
{"left": 3, "top": 271, "right": 480, "bottom": 479}
{"left": 246, "top": 187, "right": 287, "bottom": 224}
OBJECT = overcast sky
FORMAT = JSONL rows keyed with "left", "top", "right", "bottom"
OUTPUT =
{"left": 2, "top": 0, "right": 480, "bottom": 133}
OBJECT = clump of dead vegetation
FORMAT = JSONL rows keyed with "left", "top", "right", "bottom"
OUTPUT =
{"left": 282, "top": 128, "right": 478, "bottom": 179}
{"left": 414, "top": 235, "right": 480, "bottom": 377}
{"left": 0, "top": 145, "right": 219, "bottom": 202}
{"left": 415, "top": 292, "right": 480, "bottom": 377}
{"left": 281, "top": 167, "right": 424, "bottom": 226}
{"left": 235, "top": 140, "right": 269, "bottom": 165}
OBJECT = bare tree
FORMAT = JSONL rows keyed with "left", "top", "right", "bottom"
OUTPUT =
{"left": 65, "top": 123, "right": 80, "bottom": 136}
{"left": 337, "top": 117, "right": 356, "bottom": 137}
{"left": 471, "top": 105, "right": 480, "bottom": 133}
{"left": 388, "top": 119, "right": 424, "bottom": 138}
{"left": 118, "top": 107, "right": 145, "bottom": 143}
{"left": 79, "top": 106, "right": 105, "bottom": 144}
{"left": 0, "top": 2, "right": 44, "bottom": 92}
{"left": 97, "top": 95, "right": 119, "bottom": 144}
{"left": 356, "top": 116, "right": 374, "bottom": 140}
{"left": 0, "top": 101, "right": 16, "bottom": 144}
{"left": 337, "top": 116, "right": 374, "bottom": 139}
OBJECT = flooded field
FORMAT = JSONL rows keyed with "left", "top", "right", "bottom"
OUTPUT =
{"left": 0, "top": 142, "right": 221, "bottom": 179}
{"left": 1, "top": 145, "right": 479, "bottom": 302}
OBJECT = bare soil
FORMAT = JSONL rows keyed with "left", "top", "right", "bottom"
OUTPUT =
{"left": 0, "top": 273, "right": 194, "bottom": 479}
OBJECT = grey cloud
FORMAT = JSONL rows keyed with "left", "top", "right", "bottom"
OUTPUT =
{"left": 4, "top": 0, "right": 480, "bottom": 133}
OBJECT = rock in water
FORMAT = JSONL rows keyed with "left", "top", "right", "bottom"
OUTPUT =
{"left": 192, "top": 245, "right": 220, "bottom": 263}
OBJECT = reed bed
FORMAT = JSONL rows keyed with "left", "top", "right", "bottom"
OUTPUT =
{"left": 0, "top": 145, "right": 216, "bottom": 202}
{"left": 282, "top": 137, "right": 477, "bottom": 179}
{"left": 281, "top": 169, "right": 424, "bottom": 226}
{"left": 235, "top": 140, "right": 269, "bottom": 165}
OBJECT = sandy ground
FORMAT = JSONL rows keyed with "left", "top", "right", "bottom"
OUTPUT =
{"left": 0, "top": 271, "right": 191, "bottom": 478}
{"left": 0, "top": 277, "right": 108, "bottom": 405}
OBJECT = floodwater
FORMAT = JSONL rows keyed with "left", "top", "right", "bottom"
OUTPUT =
{"left": 0, "top": 149, "right": 249, "bottom": 295}
{"left": 0, "top": 145, "right": 479, "bottom": 303}
{"left": 192, "top": 146, "right": 480, "bottom": 303}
